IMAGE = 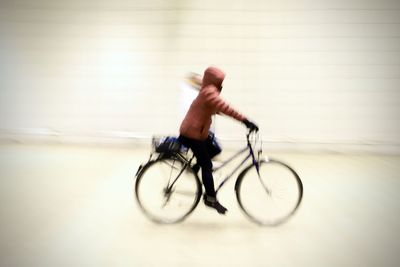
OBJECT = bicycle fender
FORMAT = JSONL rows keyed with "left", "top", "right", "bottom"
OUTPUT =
{"left": 134, "top": 164, "right": 143, "bottom": 178}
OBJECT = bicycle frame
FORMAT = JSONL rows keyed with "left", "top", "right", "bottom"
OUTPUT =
{"left": 213, "top": 132, "right": 261, "bottom": 193}
{"left": 163, "top": 131, "right": 262, "bottom": 196}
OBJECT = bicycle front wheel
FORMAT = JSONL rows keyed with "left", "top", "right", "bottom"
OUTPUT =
{"left": 135, "top": 157, "right": 202, "bottom": 224}
{"left": 235, "top": 159, "right": 303, "bottom": 226}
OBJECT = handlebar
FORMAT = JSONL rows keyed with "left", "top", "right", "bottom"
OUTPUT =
{"left": 245, "top": 128, "right": 262, "bottom": 165}
{"left": 246, "top": 127, "right": 260, "bottom": 148}
{"left": 246, "top": 127, "right": 259, "bottom": 140}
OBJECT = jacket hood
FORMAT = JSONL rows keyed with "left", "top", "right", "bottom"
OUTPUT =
{"left": 201, "top": 67, "right": 225, "bottom": 91}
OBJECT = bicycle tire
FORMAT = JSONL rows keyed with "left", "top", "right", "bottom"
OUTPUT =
{"left": 135, "top": 157, "right": 202, "bottom": 224}
{"left": 235, "top": 159, "right": 303, "bottom": 226}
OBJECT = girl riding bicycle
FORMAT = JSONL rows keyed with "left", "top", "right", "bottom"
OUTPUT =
{"left": 179, "top": 66, "right": 258, "bottom": 214}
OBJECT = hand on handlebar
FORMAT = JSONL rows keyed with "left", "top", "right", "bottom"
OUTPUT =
{"left": 242, "top": 119, "right": 259, "bottom": 132}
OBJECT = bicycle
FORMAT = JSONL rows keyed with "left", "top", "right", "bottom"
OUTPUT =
{"left": 134, "top": 130, "right": 303, "bottom": 226}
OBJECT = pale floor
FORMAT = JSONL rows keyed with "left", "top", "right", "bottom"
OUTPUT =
{"left": 0, "top": 143, "right": 399, "bottom": 267}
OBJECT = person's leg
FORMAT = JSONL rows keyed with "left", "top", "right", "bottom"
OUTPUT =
{"left": 192, "top": 145, "right": 216, "bottom": 197}
{"left": 191, "top": 134, "right": 221, "bottom": 174}
{"left": 179, "top": 136, "right": 215, "bottom": 197}
{"left": 178, "top": 135, "right": 227, "bottom": 214}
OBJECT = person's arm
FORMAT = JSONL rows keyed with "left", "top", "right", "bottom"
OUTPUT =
{"left": 203, "top": 86, "right": 246, "bottom": 121}
{"left": 203, "top": 86, "right": 259, "bottom": 131}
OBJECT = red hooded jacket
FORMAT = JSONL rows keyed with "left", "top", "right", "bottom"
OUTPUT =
{"left": 180, "top": 67, "right": 246, "bottom": 140}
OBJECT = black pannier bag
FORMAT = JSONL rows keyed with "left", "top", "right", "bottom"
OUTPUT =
{"left": 152, "top": 136, "right": 187, "bottom": 154}
{"left": 206, "top": 131, "right": 222, "bottom": 157}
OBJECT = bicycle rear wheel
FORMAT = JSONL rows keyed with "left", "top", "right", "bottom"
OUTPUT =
{"left": 235, "top": 159, "right": 303, "bottom": 226}
{"left": 135, "top": 156, "right": 202, "bottom": 224}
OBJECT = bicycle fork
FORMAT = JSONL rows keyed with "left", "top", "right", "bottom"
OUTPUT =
{"left": 249, "top": 147, "right": 272, "bottom": 196}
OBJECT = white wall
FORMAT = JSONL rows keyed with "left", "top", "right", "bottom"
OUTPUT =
{"left": 0, "top": 0, "right": 399, "bottom": 152}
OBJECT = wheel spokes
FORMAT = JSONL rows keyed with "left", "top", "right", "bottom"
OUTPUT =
{"left": 135, "top": 158, "right": 201, "bottom": 224}
{"left": 236, "top": 160, "right": 303, "bottom": 226}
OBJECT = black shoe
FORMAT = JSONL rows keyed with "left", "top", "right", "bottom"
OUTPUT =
{"left": 203, "top": 195, "right": 227, "bottom": 214}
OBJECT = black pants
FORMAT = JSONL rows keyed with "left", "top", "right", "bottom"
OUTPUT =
{"left": 178, "top": 135, "right": 221, "bottom": 197}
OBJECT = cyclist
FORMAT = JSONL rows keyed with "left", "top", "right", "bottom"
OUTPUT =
{"left": 178, "top": 66, "right": 258, "bottom": 214}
